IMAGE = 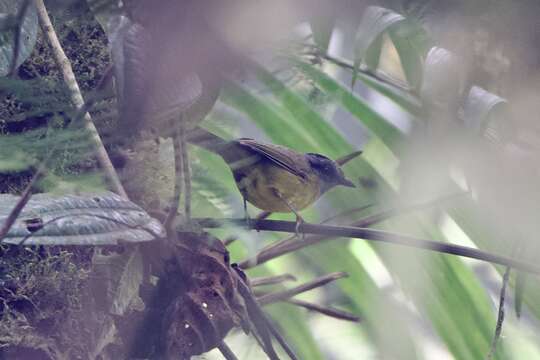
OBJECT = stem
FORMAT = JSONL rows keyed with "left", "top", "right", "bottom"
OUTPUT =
{"left": 218, "top": 341, "right": 239, "bottom": 360}
{"left": 0, "top": 171, "right": 44, "bottom": 242}
{"left": 487, "top": 267, "right": 511, "bottom": 359}
{"left": 34, "top": 0, "right": 127, "bottom": 198}
{"left": 251, "top": 274, "right": 297, "bottom": 287}
{"left": 195, "top": 218, "right": 540, "bottom": 275}
{"left": 257, "top": 272, "right": 348, "bottom": 305}
{"left": 285, "top": 298, "right": 361, "bottom": 322}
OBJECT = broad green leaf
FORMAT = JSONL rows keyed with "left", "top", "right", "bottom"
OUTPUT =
{"left": 388, "top": 22, "right": 427, "bottom": 90}
{"left": 1, "top": 192, "right": 165, "bottom": 245}
{"left": 420, "top": 47, "right": 462, "bottom": 108}
{"left": 0, "top": 0, "right": 38, "bottom": 76}
{"left": 310, "top": 14, "right": 335, "bottom": 52}
{"left": 353, "top": 6, "right": 405, "bottom": 86}
{"left": 462, "top": 85, "right": 507, "bottom": 134}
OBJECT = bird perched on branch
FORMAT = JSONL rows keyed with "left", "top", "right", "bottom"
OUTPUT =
{"left": 187, "top": 128, "right": 360, "bottom": 232}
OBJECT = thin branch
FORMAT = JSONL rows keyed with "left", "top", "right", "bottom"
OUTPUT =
{"left": 165, "top": 123, "right": 184, "bottom": 232}
{"left": 34, "top": 0, "right": 127, "bottom": 198}
{"left": 301, "top": 46, "right": 413, "bottom": 94}
{"left": 218, "top": 341, "right": 239, "bottom": 360}
{"left": 0, "top": 171, "right": 44, "bottom": 242}
{"left": 195, "top": 218, "right": 540, "bottom": 275}
{"left": 249, "top": 192, "right": 465, "bottom": 266}
{"left": 286, "top": 298, "right": 361, "bottom": 322}
{"left": 251, "top": 274, "right": 297, "bottom": 287}
{"left": 257, "top": 272, "right": 348, "bottom": 305}
{"left": 262, "top": 313, "right": 299, "bottom": 360}
{"left": 487, "top": 267, "right": 511, "bottom": 360}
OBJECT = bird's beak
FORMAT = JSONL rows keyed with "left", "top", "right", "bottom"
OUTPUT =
{"left": 340, "top": 177, "right": 356, "bottom": 188}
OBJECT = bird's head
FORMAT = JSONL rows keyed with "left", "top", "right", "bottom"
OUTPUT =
{"left": 305, "top": 153, "right": 355, "bottom": 193}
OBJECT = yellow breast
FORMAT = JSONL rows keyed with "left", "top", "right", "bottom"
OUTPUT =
{"left": 236, "top": 163, "right": 321, "bottom": 213}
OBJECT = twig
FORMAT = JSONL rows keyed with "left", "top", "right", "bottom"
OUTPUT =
{"left": 218, "top": 341, "right": 239, "bottom": 360}
{"left": 0, "top": 171, "right": 44, "bottom": 242}
{"left": 285, "top": 299, "right": 361, "bottom": 322}
{"left": 487, "top": 267, "right": 511, "bottom": 360}
{"left": 180, "top": 124, "right": 192, "bottom": 219}
{"left": 232, "top": 267, "right": 280, "bottom": 360}
{"left": 257, "top": 272, "right": 348, "bottom": 305}
{"left": 251, "top": 192, "right": 466, "bottom": 266}
{"left": 262, "top": 313, "right": 299, "bottom": 360}
{"left": 34, "top": 0, "right": 127, "bottom": 198}
{"left": 301, "top": 47, "right": 413, "bottom": 94}
{"left": 9, "top": 0, "right": 31, "bottom": 76}
{"left": 251, "top": 274, "right": 297, "bottom": 287}
{"left": 195, "top": 218, "right": 540, "bottom": 275}
{"left": 164, "top": 123, "right": 184, "bottom": 232}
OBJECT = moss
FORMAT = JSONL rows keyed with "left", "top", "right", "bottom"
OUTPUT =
{"left": 0, "top": 245, "right": 93, "bottom": 357}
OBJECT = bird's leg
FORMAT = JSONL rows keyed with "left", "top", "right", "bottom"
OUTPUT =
{"left": 179, "top": 122, "right": 192, "bottom": 220}
{"left": 271, "top": 188, "right": 304, "bottom": 238}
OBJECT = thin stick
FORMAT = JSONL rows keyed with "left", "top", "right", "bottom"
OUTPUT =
{"left": 180, "top": 124, "right": 192, "bottom": 219}
{"left": 262, "top": 313, "right": 299, "bottom": 360}
{"left": 258, "top": 272, "right": 348, "bottom": 305}
{"left": 34, "top": 0, "right": 127, "bottom": 198}
{"left": 165, "top": 124, "right": 184, "bottom": 232}
{"left": 486, "top": 267, "right": 511, "bottom": 360}
{"left": 286, "top": 299, "right": 361, "bottom": 322}
{"left": 195, "top": 218, "right": 540, "bottom": 275}
{"left": 218, "top": 341, "right": 239, "bottom": 360}
{"left": 0, "top": 171, "right": 43, "bottom": 241}
{"left": 251, "top": 274, "right": 297, "bottom": 287}
{"left": 252, "top": 192, "right": 465, "bottom": 266}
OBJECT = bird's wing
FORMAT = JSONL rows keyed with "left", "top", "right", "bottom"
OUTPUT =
{"left": 236, "top": 139, "right": 309, "bottom": 180}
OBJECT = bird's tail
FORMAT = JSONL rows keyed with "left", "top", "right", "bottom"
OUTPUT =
{"left": 186, "top": 127, "right": 253, "bottom": 166}
{"left": 186, "top": 126, "right": 229, "bottom": 152}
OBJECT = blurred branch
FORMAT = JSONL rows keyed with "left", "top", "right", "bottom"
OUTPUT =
{"left": 218, "top": 341, "right": 239, "bottom": 360}
{"left": 257, "top": 272, "right": 348, "bottom": 305}
{"left": 0, "top": 171, "right": 44, "bottom": 242}
{"left": 286, "top": 298, "right": 361, "bottom": 322}
{"left": 487, "top": 266, "right": 511, "bottom": 360}
{"left": 262, "top": 313, "right": 299, "bottom": 360}
{"left": 300, "top": 45, "right": 414, "bottom": 94}
{"left": 251, "top": 274, "right": 297, "bottom": 287}
{"left": 35, "top": 0, "right": 127, "bottom": 198}
{"left": 196, "top": 218, "right": 540, "bottom": 275}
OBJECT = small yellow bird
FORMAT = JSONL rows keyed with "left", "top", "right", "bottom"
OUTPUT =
{"left": 188, "top": 128, "right": 359, "bottom": 227}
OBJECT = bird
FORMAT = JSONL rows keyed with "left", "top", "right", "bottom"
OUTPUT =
{"left": 187, "top": 128, "right": 360, "bottom": 232}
